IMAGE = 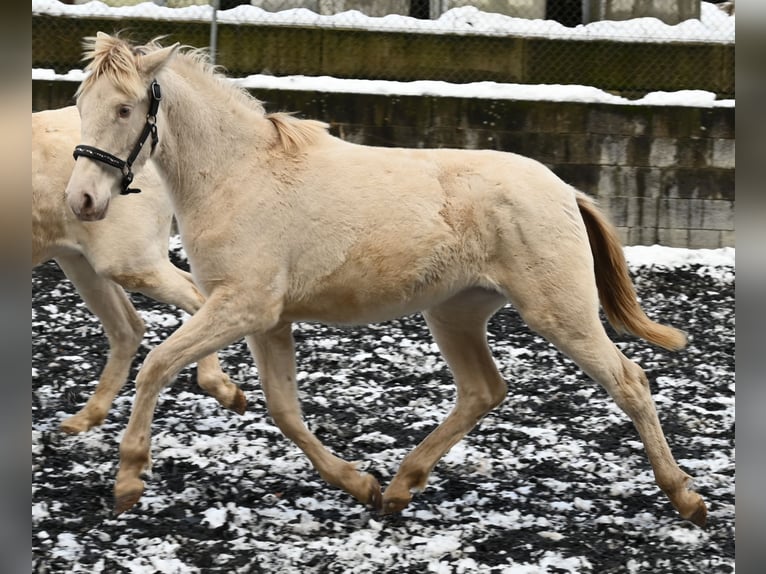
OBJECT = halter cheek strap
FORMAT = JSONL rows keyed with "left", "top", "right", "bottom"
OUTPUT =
{"left": 73, "top": 79, "right": 162, "bottom": 195}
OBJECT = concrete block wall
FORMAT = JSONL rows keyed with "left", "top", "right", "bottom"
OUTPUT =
{"left": 573, "top": 105, "right": 735, "bottom": 247}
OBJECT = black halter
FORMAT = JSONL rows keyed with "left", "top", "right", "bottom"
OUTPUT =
{"left": 73, "top": 80, "right": 162, "bottom": 195}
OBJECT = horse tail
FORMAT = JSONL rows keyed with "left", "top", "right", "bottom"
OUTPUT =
{"left": 576, "top": 191, "right": 687, "bottom": 351}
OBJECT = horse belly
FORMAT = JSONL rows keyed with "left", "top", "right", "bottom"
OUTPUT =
{"left": 282, "top": 246, "right": 485, "bottom": 325}
{"left": 283, "top": 281, "right": 464, "bottom": 325}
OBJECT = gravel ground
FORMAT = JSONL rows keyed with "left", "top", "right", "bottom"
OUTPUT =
{"left": 32, "top": 244, "right": 735, "bottom": 573}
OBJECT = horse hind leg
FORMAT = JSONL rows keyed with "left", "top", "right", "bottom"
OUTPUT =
{"left": 56, "top": 254, "right": 144, "bottom": 434}
{"left": 382, "top": 288, "right": 508, "bottom": 514}
{"left": 501, "top": 266, "right": 707, "bottom": 526}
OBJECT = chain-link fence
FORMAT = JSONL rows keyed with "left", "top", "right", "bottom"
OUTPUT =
{"left": 33, "top": 0, "right": 734, "bottom": 98}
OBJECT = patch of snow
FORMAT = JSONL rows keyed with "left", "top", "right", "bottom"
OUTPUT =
{"left": 32, "top": 67, "right": 735, "bottom": 108}
{"left": 201, "top": 505, "right": 228, "bottom": 528}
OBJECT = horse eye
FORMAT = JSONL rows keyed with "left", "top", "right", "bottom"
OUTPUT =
{"left": 118, "top": 106, "right": 132, "bottom": 119}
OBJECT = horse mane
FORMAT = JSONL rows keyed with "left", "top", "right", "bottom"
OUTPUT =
{"left": 78, "top": 33, "right": 149, "bottom": 99}
{"left": 266, "top": 113, "right": 329, "bottom": 154}
{"left": 79, "top": 34, "right": 263, "bottom": 111}
{"left": 78, "top": 33, "right": 328, "bottom": 153}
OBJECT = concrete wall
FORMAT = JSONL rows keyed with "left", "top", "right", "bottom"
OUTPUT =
{"left": 32, "top": 80, "right": 734, "bottom": 248}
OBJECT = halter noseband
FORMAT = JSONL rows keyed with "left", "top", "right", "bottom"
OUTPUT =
{"left": 72, "top": 80, "right": 162, "bottom": 195}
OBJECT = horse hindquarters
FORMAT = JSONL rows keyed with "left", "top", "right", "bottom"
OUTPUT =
{"left": 491, "top": 196, "right": 706, "bottom": 526}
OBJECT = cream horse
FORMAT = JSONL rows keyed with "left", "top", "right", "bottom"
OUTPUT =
{"left": 33, "top": 105, "right": 246, "bottom": 434}
{"left": 64, "top": 33, "right": 707, "bottom": 526}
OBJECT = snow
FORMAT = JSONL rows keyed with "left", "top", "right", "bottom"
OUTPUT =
{"left": 626, "top": 244, "right": 735, "bottom": 268}
{"left": 33, "top": 256, "right": 736, "bottom": 566}
{"left": 234, "top": 76, "right": 733, "bottom": 107}
{"left": 31, "top": 67, "right": 735, "bottom": 108}
{"left": 32, "top": 1, "right": 735, "bottom": 107}
{"left": 625, "top": 245, "right": 735, "bottom": 281}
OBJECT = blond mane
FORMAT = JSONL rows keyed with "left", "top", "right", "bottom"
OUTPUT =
{"left": 78, "top": 34, "right": 328, "bottom": 153}
{"left": 78, "top": 34, "right": 149, "bottom": 99}
{"left": 266, "top": 113, "right": 329, "bottom": 154}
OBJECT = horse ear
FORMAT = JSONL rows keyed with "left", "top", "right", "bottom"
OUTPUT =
{"left": 138, "top": 43, "right": 180, "bottom": 78}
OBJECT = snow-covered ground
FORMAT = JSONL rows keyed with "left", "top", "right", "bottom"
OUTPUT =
{"left": 32, "top": 245, "right": 735, "bottom": 573}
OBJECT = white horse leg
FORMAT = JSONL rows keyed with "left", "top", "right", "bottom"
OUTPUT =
{"left": 107, "top": 260, "right": 246, "bottom": 415}
{"left": 247, "top": 325, "right": 383, "bottom": 509}
{"left": 498, "top": 260, "right": 707, "bottom": 527}
{"left": 383, "top": 289, "right": 507, "bottom": 513}
{"left": 113, "top": 291, "right": 259, "bottom": 514}
{"left": 55, "top": 254, "right": 144, "bottom": 434}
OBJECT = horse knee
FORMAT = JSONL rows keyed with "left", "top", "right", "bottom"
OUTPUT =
{"left": 134, "top": 347, "right": 176, "bottom": 390}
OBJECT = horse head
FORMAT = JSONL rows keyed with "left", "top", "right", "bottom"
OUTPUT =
{"left": 65, "top": 32, "right": 178, "bottom": 221}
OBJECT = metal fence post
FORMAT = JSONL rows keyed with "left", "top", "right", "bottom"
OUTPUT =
{"left": 209, "top": 0, "right": 219, "bottom": 65}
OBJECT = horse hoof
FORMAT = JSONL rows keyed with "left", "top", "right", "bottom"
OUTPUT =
{"left": 114, "top": 479, "right": 144, "bottom": 515}
{"left": 381, "top": 497, "right": 410, "bottom": 515}
{"left": 60, "top": 414, "right": 98, "bottom": 435}
{"left": 686, "top": 500, "right": 708, "bottom": 528}
{"left": 229, "top": 388, "right": 247, "bottom": 416}
{"left": 380, "top": 489, "right": 412, "bottom": 515}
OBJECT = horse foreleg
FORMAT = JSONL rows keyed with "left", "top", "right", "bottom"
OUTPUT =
{"left": 247, "top": 325, "right": 383, "bottom": 509}
{"left": 383, "top": 290, "right": 507, "bottom": 514}
{"left": 56, "top": 254, "right": 144, "bottom": 434}
{"left": 113, "top": 291, "right": 254, "bottom": 514}
{"left": 112, "top": 261, "right": 246, "bottom": 415}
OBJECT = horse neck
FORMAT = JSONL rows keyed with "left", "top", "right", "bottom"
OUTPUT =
{"left": 154, "top": 70, "right": 276, "bottom": 212}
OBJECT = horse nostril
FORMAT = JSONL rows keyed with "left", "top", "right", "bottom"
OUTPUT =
{"left": 82, "top": 193, "right": 94, "bottom": 211}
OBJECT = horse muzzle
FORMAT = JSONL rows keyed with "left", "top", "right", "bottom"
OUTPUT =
{"left": 66, "top": 188, "right": 110, "bottom": 221}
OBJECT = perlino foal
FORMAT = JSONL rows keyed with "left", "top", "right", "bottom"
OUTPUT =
{"left": 33, "top": 105, "right": 245, "bottom": 433}
{"left": 64, "top": 33, "right": 706, "bottom": 526}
